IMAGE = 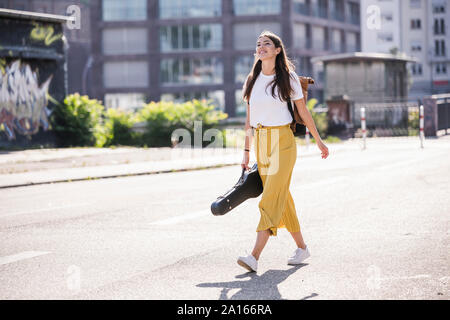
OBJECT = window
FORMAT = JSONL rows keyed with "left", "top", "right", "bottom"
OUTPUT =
{"left": 411, "top": 63, "right": 422, "bottom": 76}
{"left": 410, "top": 0, "right": 421, "bottom": 9}
{"left": 293, "top": 0, "right": 309, "bottom": 15}
{"left": 410, "top": 19, "right": 421, "bottom": 29}
{"left": 233, "top": 0, "right": 281, "bottom": 15}
{"left": 347, "top": 1, "right": 360, "bottom": 25}
{"left": 433, "top": 4, "right": 445, "bottom": 13}
{"left": 330, "top": 0, "right": 345, "bottom": 21}
{"left": 346, "top": 32, "right": 357, "bottom": 52}
{"left": 102, "top": 0, "right": 146, "bottom": 21}
{"left": 103, "top": 61, "right": 149, "bottom": 88}
{"left": 104, "top": 93, "right": 146, "bottom": 110}
{"left": 435, "top": 39, "right": 446, "bottom": 56}
{"left": 311, "top": 26, "right": 326, "bottom": 50}
{"left": 435, "top": 63, "right": 447, "bottom": 74}
{"left": 161, "top": 91, "right": 225, "bottom": 111}
{"left": 234, "top": 56, "right": 254, "bottom": 83}
{"left": 377, "top": 32, "right": 393, "bottom": 43}
{"left": 235, "top": 90, "right": 247, "bottom": 116}
{"left": 160, "top": 24, "right": 222, "bottom": 52}
{"left": 233, "top": 22, "right": 281, "bottom": 50}
{"left": 434, "top": 19, "right": 445, "bottom": 35}
{"left": 159, "top": 0, "right": 221, "bottom": 19}
{"left": 102, "top": 28, "right": 147, "bottom": 55}
{"left": 293, "top": 23, "right": 308, "bottom": 49}
{"left": 411, "top": 41, "right": 422, "bottom": 52}
{"left": 331, "top": 29, "right": 343, "bottom": 53}
{"left": 160, "top": 58, "right": 223, "bottom": 85}
{"left": 311, "top": 0, "right": 328, "bottom": 18}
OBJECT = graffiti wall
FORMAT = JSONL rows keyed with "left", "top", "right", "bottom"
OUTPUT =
{"left": 0, "top": 59, "right": 52, "bottom": 139}
{"left": 0, "top": 12, "right": 67, "bottom": 147}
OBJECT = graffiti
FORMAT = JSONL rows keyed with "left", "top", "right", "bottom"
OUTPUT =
{"left": 30, "top": 23, "right": 63, "bottom": 46}
{"left": 0, "top": 59, "right": 52, "bottom": 140}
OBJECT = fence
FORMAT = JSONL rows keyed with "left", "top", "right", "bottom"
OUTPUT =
{"left": 352, "top": 102, "right": 420, "bottom": 137}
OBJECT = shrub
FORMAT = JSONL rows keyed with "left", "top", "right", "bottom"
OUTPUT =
{"left": 50, "top": 93, "right": 106, "bottom": 147}
{"left": 103, "top": 108, "right": 142, "bottom": 147}
{"left": 307, "top": 98, "right": 328, "bottom": 138}
{"left": 138, "top": 99, "right": 228, "bottom": 147}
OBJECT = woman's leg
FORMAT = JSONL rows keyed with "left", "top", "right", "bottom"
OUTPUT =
{"left": 290, "top": 230, "right": 306, "bottom": 250}
{"left": 251, "top": 229, "right": 271, "bottom": 260}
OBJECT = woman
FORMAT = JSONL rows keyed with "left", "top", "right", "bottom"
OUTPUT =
{"left": 238, "top": 31, "right": 329, "bottom": 272}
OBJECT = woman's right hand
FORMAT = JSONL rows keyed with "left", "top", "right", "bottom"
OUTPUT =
{"left": 241, "top": 151, "right": 250, "bottom": 171}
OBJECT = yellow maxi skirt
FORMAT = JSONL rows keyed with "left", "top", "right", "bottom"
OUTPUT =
{"left": 253, "top": 123, "right": 300, "bottom": 236}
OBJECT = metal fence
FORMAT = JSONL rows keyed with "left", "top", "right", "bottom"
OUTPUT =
{"left": 352, "top": 102, "right": 420, "bottom": 137}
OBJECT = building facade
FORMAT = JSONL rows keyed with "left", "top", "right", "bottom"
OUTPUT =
{"left": 360, "top": 0, "right": 450, "bottom": 100}
{"left": 0, "top": 0, "right": 92, "bottom": 95}
{"left": 90, "top": 0, "right": 361, "bottom": 117}
{"left": 1, "top": 0, "right": 361, "bottom": 117}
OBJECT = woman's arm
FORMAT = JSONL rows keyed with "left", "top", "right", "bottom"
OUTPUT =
{"left": 294, "top": 98, "right": 329, "bottom": 159}
{"left": 244, "top": 101, "right": 253, "bottom": 151}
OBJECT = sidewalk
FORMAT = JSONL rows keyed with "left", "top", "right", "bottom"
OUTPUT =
{"left": 0, "top": 136, "right": 442, "bottom": 189}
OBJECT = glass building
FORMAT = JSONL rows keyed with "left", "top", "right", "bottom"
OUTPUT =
{"left": 89, "top": 0, "right": 361, "bottom": 116}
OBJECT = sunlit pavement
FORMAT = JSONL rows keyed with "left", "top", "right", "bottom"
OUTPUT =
{"left": 0, "top": 136, "right": 449, "bottom": 299}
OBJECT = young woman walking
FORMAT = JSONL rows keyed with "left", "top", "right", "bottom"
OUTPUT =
{"left": 238, "top": 31, "right": 329, "bottom": 272}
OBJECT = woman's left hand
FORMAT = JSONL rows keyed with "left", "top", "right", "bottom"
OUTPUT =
{"left": 317, "top": 140, "right": 329, "bottom": 159}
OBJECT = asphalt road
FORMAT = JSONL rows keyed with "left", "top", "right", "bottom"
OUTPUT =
{"left": 1, "top": 138, "right": 449, "bottom": 300}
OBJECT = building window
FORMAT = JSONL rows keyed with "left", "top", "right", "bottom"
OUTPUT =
{"left": 434, "top": 19, "right": 445, "bottom": 35}
{"left": 293, "top": 0, "right": 310, "bottom": 15}
{"left": 159, "top": 0, "right": 221, "bottom": 19}
{"left": 104, "top": 93, "right": 146, "bottom": 110}
{"left": 411, "top": 63, "right": 422, "bottom": 76}
{"left": 346, "top": 32, "right": 357, "bottom": 52}
{"left": 160, "top": 58, "right": 223, "bottom": 85}
{"left": 377, "top": 32, "right": 393, "bottom": 43}
{"left": 234, "top": 56, "right": 254, "bottom": 83}
{"left": 103, "top": 61, "right": 149, "bottom": 88}
{"left": 160, "top": 24, "right": 222, "bottom": 52}
{"left": 233, "top": 22, "right": 281, "bottom": 50}
{"left": 102, "top": 0, "right": 147, "bottom": 21}
{"left": 330, "top": 0, "right": 345, "bottom": 21}
{"left": 161, "top": 91, "right": 225, "bottom": 111}
{"left": 311, "top": 0, "right": 328, "bottom": 18}
{"left": 293, "top": 23, "right": 308, "bottom": 49}
{"left": 311, "top": 26, "right": 326, "bottom": 51}
{"left": 235, "top": 89, "right": 246, "bottom": 116}
{"left": 435, "top": 63, "right": 447, "bottom": 74}
{"left": 433, "top": 4, "right": 445, "bottom": 14}
{"left": 411, "top": 42, "right": 422, "bottom": 52}
{"left": 233, "top": 0, "right": 281, "bottom": 15}
{"left": 102, "top": 28, "right": 147, "bottom": 55}
{"left": 435, "top": 39, "right": 446, "bottom": 56}
{"left": 410, "top": 19, "right": 421, "bottom": 29}
{"left": 410, "top": 0, "right": 421, "bottom": 9}
{"left": 347, "top": 1, "right": 360, "bottom": 25}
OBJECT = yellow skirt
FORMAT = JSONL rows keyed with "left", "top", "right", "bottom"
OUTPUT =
{"left": 253, "top": 123, "right": 300, "bottom": 236}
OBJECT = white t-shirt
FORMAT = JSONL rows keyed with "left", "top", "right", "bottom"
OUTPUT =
{"left": 248, "top": 70, "right": 304, "bottom": 128}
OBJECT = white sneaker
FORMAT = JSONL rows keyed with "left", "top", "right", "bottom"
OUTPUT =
{"left": 237, "top": 254, "right": 258, "bottom": 272}
{"left": 287, "top": 246, "right": 310, "bottom": 265}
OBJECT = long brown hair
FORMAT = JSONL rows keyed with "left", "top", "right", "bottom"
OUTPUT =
{"left": 242, "top": 30, "right": 297, "bottom": 104}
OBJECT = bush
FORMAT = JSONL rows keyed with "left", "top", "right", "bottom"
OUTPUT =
{"left": 138, "top": 99, "right": 228, "bottom": 147}
{"left": 50, "top": 93, "right": 106, "bottom": 147}
{"left": 103, "top": 108, "right": 142, "bottom": 147}
{"left": 307, "top": 98, "right": 328, "bottom": 138}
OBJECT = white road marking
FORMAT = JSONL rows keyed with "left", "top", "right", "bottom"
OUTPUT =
{"left": 1, "top": 202, "right": 90, "bottom": 218}
{"left": 149, "top": 209, "right": 211, "bottom": 226}
{"left": 0, "top": 251, "right": 51, "bottom": 266}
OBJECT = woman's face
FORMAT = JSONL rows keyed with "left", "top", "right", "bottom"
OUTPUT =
{"left": 255, "top": 36, "right": 281, "bottom": 61}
